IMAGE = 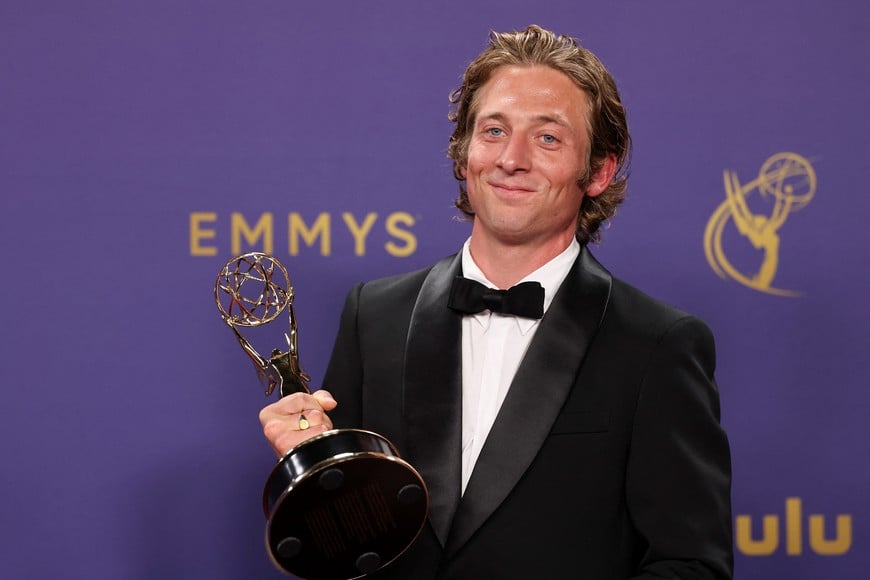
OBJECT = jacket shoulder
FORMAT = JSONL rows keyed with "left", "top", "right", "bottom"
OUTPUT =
{"left": 607, "top": 276, "right": 714, "bottom": 343}
{"left": 355, "top": 254, "right": 455, "bottom": 303}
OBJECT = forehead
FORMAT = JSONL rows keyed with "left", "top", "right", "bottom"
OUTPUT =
{"left": 472, "top": 65, "right": 590, "bottom": 128}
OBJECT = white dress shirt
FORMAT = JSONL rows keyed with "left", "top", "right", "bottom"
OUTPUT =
{"left": 460, "top": 238, "right": 580, "bottom": 493}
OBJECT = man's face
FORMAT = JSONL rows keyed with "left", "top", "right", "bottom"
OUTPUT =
{"left": 462, "top": 65, "right": 606, "bottom": 251}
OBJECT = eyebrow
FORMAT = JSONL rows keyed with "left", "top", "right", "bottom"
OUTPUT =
{"left": 476, "top": 111, "right": 572, "bottom": 129}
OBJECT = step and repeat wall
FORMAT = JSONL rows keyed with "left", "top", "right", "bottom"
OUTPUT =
{"left": 2, "top": 1, "right": 867, "bottom": 578}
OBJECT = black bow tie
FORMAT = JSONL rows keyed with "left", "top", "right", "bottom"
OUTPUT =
{"left": 447, "top": 277, "right": 545, "bottom": 319}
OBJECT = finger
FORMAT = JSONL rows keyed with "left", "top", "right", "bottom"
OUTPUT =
{"left": 272, "top": 423, "right": 331, "bottom": 456}
{"left": 263, "top": 410, "right": 331, "bottom": 455}
{"left": 277, "top": 392, "right": 325, "bottom": 413}
{"left": 259, "top": 392, "right": 324, "bottom": 423}
{"left": 300, "top": 408, "right": 333, "bottom": 431}
{"left": 312, "top": 389, "right": 338, "bottom": 410}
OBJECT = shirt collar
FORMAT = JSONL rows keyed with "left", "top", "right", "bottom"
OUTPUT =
{"left": 460, "top": 238, "right": 580, "bottom": 333}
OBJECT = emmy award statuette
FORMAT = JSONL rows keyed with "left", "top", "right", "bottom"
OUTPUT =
{"left": 215, "top": 253, "right": 428, "bottom": 579}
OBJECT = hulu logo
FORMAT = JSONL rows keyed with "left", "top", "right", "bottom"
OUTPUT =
{"left": 736, "top": 497, "right": 852, "bottom": 556}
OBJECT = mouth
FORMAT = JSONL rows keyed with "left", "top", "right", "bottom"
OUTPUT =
{"left": 488, "top": 181, "right": 536, "bottom": 194}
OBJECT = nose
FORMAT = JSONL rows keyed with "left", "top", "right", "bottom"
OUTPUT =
{"left": 496, "top": 134, "right": 531, "bottom": 173}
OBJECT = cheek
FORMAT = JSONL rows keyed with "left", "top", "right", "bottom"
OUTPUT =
{"left": 546, "top": 156, "right": 586, "bottom": 192}
{"left": 548, "top": 167, "right": 586, "bottom": 207}
{"left": 464, "top": 151, "right": 482, "bottom": 175}
{"left": 465, "top": 139, "right": 495, "bottom": 174}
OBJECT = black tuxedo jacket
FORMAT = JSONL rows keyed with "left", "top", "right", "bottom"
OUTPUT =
{"left": 323, "top": 248, "right": 733, "bottom": 579}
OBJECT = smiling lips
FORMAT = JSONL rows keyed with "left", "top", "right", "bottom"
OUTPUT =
{"left": 488, "top": 181, "right": 536, "bottom": 194}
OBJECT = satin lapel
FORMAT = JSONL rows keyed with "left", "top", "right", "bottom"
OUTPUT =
{"left": 403, "top": 253, "right": 464, "bottom": 548}
{"left": 445, "top": 248, "right": 612, "bottom": 556}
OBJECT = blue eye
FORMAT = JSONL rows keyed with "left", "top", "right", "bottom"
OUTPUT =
{"left": 541, "top": 134, "right": 556, "bottom": 144}
{"left": 487, "top": 128, "right": 504, "bottom": 137}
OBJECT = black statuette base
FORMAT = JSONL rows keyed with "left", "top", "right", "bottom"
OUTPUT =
{"left": 263, "top": 429, "right": 428, "bottom": 579}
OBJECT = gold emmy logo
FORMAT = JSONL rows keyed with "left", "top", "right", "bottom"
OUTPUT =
{"left": 703, "top": 152, "right": 816, "bottom": 296}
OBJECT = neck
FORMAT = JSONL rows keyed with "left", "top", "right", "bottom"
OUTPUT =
{"left": 468, "top": 232, "right": 575, "bottom": 289}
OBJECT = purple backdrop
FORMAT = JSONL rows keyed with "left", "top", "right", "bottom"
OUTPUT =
{"left": 2, "top": 1, "right": 868, "bottom": 578}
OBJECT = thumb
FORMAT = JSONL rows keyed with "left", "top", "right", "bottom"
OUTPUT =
{"left": 313, "top": 389, "right": 338, "bottom": 410}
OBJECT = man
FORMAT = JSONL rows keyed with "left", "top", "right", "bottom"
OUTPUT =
{"left": 260, "top": 25, "right": 733, "bottom": 579}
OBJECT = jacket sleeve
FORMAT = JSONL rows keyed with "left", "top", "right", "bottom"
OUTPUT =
{"left": 627, "top": 316, "right": 734, "bottom": 580}
{"left": 321, "top": 283, "right": 365, "bottom": 429}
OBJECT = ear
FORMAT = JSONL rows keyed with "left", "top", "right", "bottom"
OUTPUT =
{"left": 585, "top": 154, "right": 617, "bottom": 198}
{"left": 459, "top": 164, "right": 467, "bottom": 179}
